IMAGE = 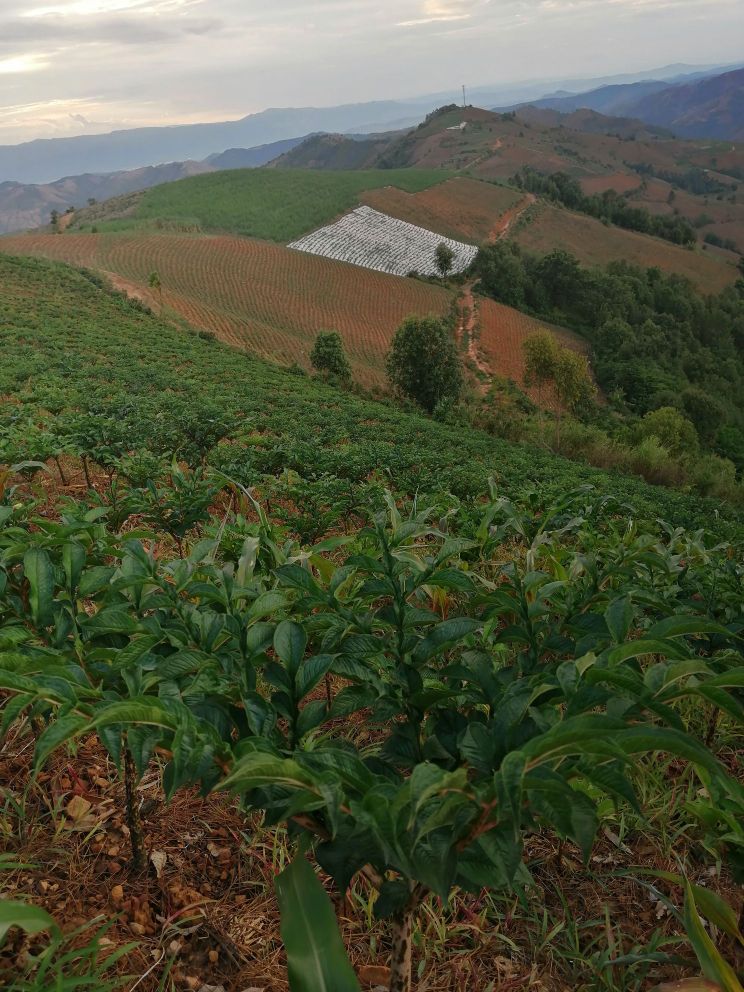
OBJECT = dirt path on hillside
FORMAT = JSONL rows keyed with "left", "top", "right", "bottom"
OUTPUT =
{"left": 103, "top": 270, "right": 158, "bottom": 309}
{"left": 464, "top": 136, "right": 504, "bottom": 171}
{"left": 489, "top": 192, "right": 535, "bottom": 242}
{"left": 57, "top": 211, "right": 75, "bottom": 232}
{"left": 457, "top": 283, "right": 491, "bottom": 391}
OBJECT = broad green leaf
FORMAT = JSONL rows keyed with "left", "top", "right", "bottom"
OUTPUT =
{"left": 412, "top": 617, "right": 480, "bottom": 663}
{"left": 616, "top": 727, "right": 731, "bottom": 785}
{"left": 218, "top": 752, "right": 316, "bottom": 793}
{"left": 90, "top": 699, "right": 180, "bottom": 731}
{"left": 425, "top": 568, "right": 476, "bottom": 593}
{"left": 62, "top": 541, "right": 86, "bottom": 596}
{"left": 274, "top": 620, "right": 307, "bottom": 677}
{"left": 248, "top": 590, "right": 287, "bottom": 620}
{"left": 33, "top": 713, "right": 89, "bottom": 772}
{"left": 606, "top": 639, "right": 689, "bottom": 664}
{"left": 605, "top": 596, "right": 633, "bottom": 643}
{"left": 0, "top": 900, "right": 58, "bottom": 942}
{"left": 24, "top": 547, "right": 55, "bottom": 628}
{"left": 297, "top": 655, "right": 334, "bottom": 700}
{"left": 647, "top": 617, "right": 734, "bottom": 641}
{"left": 275, "top": 853, "right": 360, "bottom": 992}
{"left": 683, "top": 880, "right": 743, "bottom": 992}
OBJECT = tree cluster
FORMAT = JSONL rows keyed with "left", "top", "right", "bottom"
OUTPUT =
{"left": 475, "top": 241, "right": 744, "bottom": 468}
{"left": 512, "top": 168, "right": 697, "bottom": 247}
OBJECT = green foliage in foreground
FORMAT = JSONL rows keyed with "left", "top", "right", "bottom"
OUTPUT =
{"left": 2, "top": 254, "right": 742, "bottom": 542}
{"left": 92, "top": 167, "right": 455, "bottom": 242}
{"left": 1, "top": 482, "right": 742, "bottom": 989}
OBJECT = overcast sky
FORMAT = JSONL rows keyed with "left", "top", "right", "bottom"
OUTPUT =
{"left": 0, "top": 0, "right": 742, "bottom": 145}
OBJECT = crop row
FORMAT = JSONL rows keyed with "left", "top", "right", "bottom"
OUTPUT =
{"left": 361, "top": 177, "right": 523, "bottom": 244}
{"left": 0, "top": 232, "right": 453, "bottom": 384}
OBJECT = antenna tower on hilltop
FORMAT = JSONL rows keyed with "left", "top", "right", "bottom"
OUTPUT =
{"left": 462, "top": 84, "right": 467, "bottom": 107}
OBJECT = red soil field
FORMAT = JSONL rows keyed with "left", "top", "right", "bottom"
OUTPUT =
{"left": 476, "top": 297, "right": 589, "bottom": 407}
{"left": 0, "top": 232, "right": 454, "bottom": 385}
{"left": 0, "top": 229, "right": 595, "bottom": 409}
{"left": 511, "top": 203, "right": 738, "bottom": 293}
{"left": 361, "top": 178, "right": 522, "bottom": 244}
{"left": 579, "top": 173, "right": 643, "bottom": 196}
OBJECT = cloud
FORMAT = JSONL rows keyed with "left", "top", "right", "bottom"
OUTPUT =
{"left": 398, "top": 0, "right": 473, "bottom": 26}
{"left": 0, "top": 53, "right": 49, "bottom": 74}
{"left": 0, "top": 0, "right": 740, "bottom": 145}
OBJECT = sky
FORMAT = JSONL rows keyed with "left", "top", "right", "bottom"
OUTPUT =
{"left": 0, "top": 0, "right": 742, "bottom": 145}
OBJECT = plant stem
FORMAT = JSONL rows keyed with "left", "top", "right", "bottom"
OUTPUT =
{"left": 53, "top": 456, "right": 68, "bottom": 486}
{"left": 123, "top": 740, "right": 146, "bottom": 871}
{"left": 81, "top": 455, "right": 92, "bottom": 489}
{"left": 389, "top": 906, "right": 413, "bottom": 992}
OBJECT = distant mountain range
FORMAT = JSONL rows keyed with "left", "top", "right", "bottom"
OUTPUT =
{"left": 0, "top": 136, "right": 307, "bottom": 234}
{"left": 0, "top": 103, "right": 428, "bottom": 186}
{"left": 0, "top": 63, "right": 739, "bottom": 188}
{"left": 513, "top": 66, "right": 744, "bottom": 141}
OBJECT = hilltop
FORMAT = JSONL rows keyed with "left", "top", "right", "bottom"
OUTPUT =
{"left": 270, "top": 105, "right": 743, "bottom": 285}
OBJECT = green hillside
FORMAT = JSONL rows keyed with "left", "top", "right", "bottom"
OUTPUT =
{"left": 1, "top": 252, "right": 740, "bottom": 538}
{"left": 72, "top": 167, "right": 455, "bottom": 242}
{"left": 2, "top": 253, "right": 744, "bottom": 992}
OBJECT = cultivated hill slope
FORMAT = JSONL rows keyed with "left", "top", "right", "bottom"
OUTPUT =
{"left": 2, "top": 251, "right": 737, "bottom": 536}
{"left": 270, "top": 107, "right": 743, "bottom": 283}
{"left": 512, "top": 201, "right": 736, "bottom": 294}
{"left": 0, "top": 228, "right": 581, "bottom": 395}
{"left": 67, "top": 167, "right": 455, "bottom": 242}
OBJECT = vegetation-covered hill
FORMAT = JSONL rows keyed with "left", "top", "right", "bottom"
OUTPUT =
{"left": 1, "top": 252, "right": 738, "bottom": 533}
{"left": 67, "top": 167, "right": 454, "bottom": 243}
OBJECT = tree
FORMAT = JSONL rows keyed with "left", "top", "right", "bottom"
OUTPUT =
{"left": 386, "top": 316, "right": 462, "bottom": 413}
{"left": 553, "top": 349, "right": 596, "bottom": 448}
{"left": 434, "top": 242, "right": 455, "bottom": 280}
{"left": 147, "top": 270, "right": 163, "bottom": 307}
{"left": 636, "top": 407, "right": 698, "bottom": 458}
{"left": 523, "top": 332, "right": 560, "bottom": 409}
{"left": 682, "top": 387, "right": 725, "bottom": 443}
{"left": 310, "top": 330, "right": 352, "bottom": 381}
{"left": 49, "top": 209, "right": 59, "bottom": 230}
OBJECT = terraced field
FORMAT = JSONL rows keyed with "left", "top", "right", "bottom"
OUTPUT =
{"left": 511, "top": 202, "right": 739, "bottom": 292}
{"left": 579, "top": 173, "right": 643, "bottom": 196}
{"left": 361, "top": 177, "right": 523, "bottom": 243}
{"left": 0, "top": 228, "right": 587, "bottom": 404}
{"left": 288, "top": 206, "right": 479, "bottom": 276}
{"left": 0, "top": 232, "right": 453, "bottom": 383}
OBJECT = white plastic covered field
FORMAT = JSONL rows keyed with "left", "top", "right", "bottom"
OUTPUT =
{"left": 288, "top": 206, "right": 478, "bottom": 277}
